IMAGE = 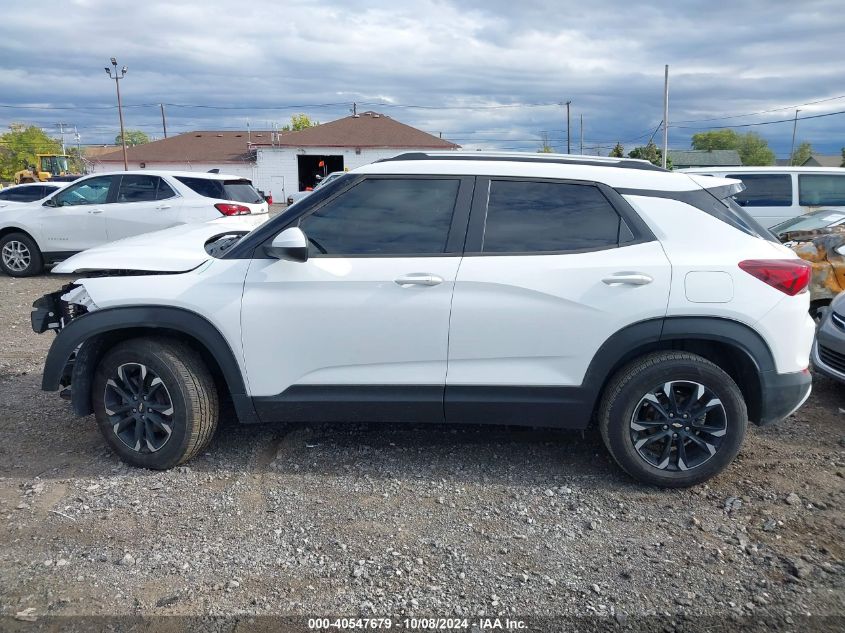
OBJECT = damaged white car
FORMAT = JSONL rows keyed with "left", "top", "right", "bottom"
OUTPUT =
{"left": 33, "top": 153, "right": 813, "bottom": 487}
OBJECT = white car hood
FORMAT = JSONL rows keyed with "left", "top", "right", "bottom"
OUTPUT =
{"left": 53, "top": 217, "right": 264, "bottom": 274}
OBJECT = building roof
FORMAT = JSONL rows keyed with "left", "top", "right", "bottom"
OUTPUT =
{"left": 264, "top": 111, "right": 458, "bottom": 149}
{"left": 83, "top": 145, "right": 120, "bottom": 159}
{"left": 667, "top": 149, "right": 742, "bottom": 167}
{"left": 94, "top": 130, "right": 275, "bottom": 164}
{"left": 802, "top": 154, "right": 843, "bottom": 168}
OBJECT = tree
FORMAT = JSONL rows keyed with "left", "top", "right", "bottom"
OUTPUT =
{"left": 115, "top": 129, "right": 150, "bottom": 147}
{"left": 790, "top": 141, "right": 812, "bottom": 166}
{"left": 690, "top": 128, "right": 775, "bottom": 166}
{"left": 841, "top": 147, "right": 845, "bottom": 168}
{"left": 537, "top": 132, "right": 554, "bottom": 153}
{"left": 281, "top": 114, "right": 318, "bottom": 132}
{"left": 0, "top": 124, "right": 62, "bottom": 181}
{"left": 628, "top": 141, "right": 671, "bottom": 168}
{"left": 609, "top": 142, "right": 624, "bottom": 158}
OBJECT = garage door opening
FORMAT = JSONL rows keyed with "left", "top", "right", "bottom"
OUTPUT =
{"left": 297, "top": 155, "right": 344, "bottom": 191}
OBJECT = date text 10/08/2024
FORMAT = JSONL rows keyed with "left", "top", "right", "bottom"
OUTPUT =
{"left": 308, "top": 617, "right": 528, "bottom": 630}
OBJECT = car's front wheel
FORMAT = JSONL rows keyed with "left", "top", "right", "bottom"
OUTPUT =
{"left": 0, "top": 232, "right": 43, "bottom": 277}
{"left": 91, "top": 337, "right": 219, "bottom": 469}
{"left": 598, "top": 351, "right": 747, "bottom": 487}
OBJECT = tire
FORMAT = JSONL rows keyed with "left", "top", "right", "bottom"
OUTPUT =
{"left": 598, "top": 351, "right": 747, "bottom": 488}
{"left": 91, "top": 337, "right": 219, "bottom": 469}
{"left": 0, "top": 232, "right": 43, "bottom": 277}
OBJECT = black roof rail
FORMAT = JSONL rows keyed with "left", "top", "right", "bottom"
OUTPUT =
{"left": 377, "top": 152, "right": 668, "bottom": 172}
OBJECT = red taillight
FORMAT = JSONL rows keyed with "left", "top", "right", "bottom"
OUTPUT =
{"left": 738, "top": 259, "right": 812, "bottom": 296}
{"left": 214, "top": 203, "right": 251, "bottom": 216}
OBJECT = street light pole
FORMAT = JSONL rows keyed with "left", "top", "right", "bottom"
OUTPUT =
{"left": 565, "top": 100, "right": 572, "bottom": 154}
{"left": 789, "top": 109, "right": 801, "bottom": 166}
{"left": 105, "top": 58, "right": 128, "bottom": 170}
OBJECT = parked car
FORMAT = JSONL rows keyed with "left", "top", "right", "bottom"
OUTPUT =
{"left": 0, "top": 170, "right": 268, "bottom": 277}
{"left": 811, "top": 290, "right": 845, "bottom": 384}
{"left": 678, "top": 167, "right": 845, "bottom": 228}
{"left": 286, "top": 171, "right": 346, "bottom": 206}
{"left": 0, "top": 182, "right": 66, "bottom": 207}
{"left": 32, "top": 151, "right": 814, "bottom": 487}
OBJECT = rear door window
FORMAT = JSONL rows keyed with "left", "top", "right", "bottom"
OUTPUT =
{"left": 176, "top": 177, "right": 263, "bottom": 203}
{"left": 726, "top": 174, "right": 793, "bottom": 207}
{"left": 798, "top": 174, "right": 845, "bottom": 206}
{"left": 117, "top": 175, "right": 159, "bottom": 203}
{"left": 481, "top": 180, "right": 622, "bottom": 253}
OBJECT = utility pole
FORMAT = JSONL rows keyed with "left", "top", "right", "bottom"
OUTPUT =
{"left": 160, "top": 103, "right": 168, "bottom": 138}
{"left": 662, "top": 64, "right": 669, "bottom": 169}
{"left": 105, "top": 57, "right": 128, "bottom": 170}
{"left": 565, "top": 101, "right": 572, "bottom": 154}
{"left": 789, "top": 109, "right": 801, "bottom": 165}
{"left": 56, "top": 123, "right": 71, "bottom": 154}
{"left": 580, "top": 114, "right": 584, "bottom": 154}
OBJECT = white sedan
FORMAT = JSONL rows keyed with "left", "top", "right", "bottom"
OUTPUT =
{"left": 0, "top": 170, "right": 269, "bottom": 276}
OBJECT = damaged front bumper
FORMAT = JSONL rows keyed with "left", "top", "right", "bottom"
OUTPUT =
{"left": 31, "top": 284, "right": 96, "bottom": 334}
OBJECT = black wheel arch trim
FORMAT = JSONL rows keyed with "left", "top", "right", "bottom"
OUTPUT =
{"left": 580, "top": 316, "right": 775, "bottom": 425}
{"left": 41, "top": 306, "right": 257, "bottom": 423}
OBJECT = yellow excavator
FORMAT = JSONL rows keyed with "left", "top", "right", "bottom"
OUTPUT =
{"left": 14, "top": 154, "right": 80, "bottom": 184}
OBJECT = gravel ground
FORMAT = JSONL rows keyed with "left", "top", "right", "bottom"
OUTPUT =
{"left": 0, "top": 274, "right": 843, "bottom": 631}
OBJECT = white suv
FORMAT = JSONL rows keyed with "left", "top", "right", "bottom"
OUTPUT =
{"left": 0, "top": 170, "right": 268, "bottom": 276}
{"left": 32, "top": 152, "right": 815, "bottom": 487}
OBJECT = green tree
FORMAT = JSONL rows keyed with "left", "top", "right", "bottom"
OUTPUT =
{"left": 537, "top": 132, "right": 554, "bottom": 153}
{"left": 841, "top": 147, "right": 845, "bottom": 167}
{"left": 115, "top": 129, "right": 150, "bottom": 147}
{"left": 690, "top": 129, "right": 741, "bottom": 151}
{"left": 628, "top": 141, "right": 671, "bottom": 168}
{"left": 281, "top": 114, "right": 318, "bottom": 132}
{"left": 0, "top": 124, "right": 61, "bottom": 181}
{"left": 690, "top": 128, "right": 774, "bottom": 166}
{"left": 609, "top": 142, "right": 625, "bottom": 158}
{"left": 790, "top": 141, "right": 812, "bottom": 166}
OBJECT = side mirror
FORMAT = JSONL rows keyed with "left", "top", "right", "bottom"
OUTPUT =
{"left": 43, "top": 197, "right": 57, "bottom": 207}
{"left": 265, "top": 227, "right": 309, "bottom": 262}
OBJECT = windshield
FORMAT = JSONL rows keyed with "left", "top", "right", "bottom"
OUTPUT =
{"left": 316, "top": 172, "right": 344, "bottom": 189}
{"left": 771, "top": 210, "right": 845, "bottom": 234}
{"left": 40, "top": 156, "right": 69, "bottom": 175}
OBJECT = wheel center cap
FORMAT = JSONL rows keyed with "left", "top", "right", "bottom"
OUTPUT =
{"left": 138, "top": 403, "right": 144, "bottom": 413}
{"left": 671, "top": 422, "right": 683, "bottom": 429}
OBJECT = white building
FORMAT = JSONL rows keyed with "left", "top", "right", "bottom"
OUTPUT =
{"left": 92, "top": 112, "right": 458, "bottom": 203}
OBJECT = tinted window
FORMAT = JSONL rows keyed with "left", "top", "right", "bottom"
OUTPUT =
{"left": 299, "top": 178, "right": 459, "bottom": 255}
{"left": 176, "top": 177, "right": 263, "bottom": 203}
{"left": 54, "top": 176, "right": 112, "bottom": 206}
{"left": 482, "top": 181, "right": 621, "bottom": 253}
{"left": 117, "top": 175, "right": 159, "bottom": 202}
{"left": 727, "top": 174, "right": 792, "bottom": 207}
{"left": 0, "top": 187, "right": 42, "bottom": 202}
{"left": 799, "top": 174, "right": 845, "bottom": 206}
{"left": 157, "top": 179, "right": 176, "bottom": 200}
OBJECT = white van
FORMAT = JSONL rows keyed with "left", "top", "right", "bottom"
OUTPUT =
{"left": 677, "top": 166, "right": 845, "bottom": 228}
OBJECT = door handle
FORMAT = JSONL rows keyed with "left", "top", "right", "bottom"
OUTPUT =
{"left": 89, "top": 208, "right": 103, "bottom": 214}
{"left": 602, "top": 272, "right": 653, "bottom": 286}
{"left": 394, "top": 273, "right": 443, "bottom": 287}
{"left": 156, "top": 204, "right": 172, "bottom": 210}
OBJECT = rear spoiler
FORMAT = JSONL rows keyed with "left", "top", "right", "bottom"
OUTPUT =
{"left": 685, "top": 174, "right": 745, "bottom": 200}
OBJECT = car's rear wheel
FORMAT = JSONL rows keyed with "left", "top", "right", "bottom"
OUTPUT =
{"left": 0, "top": 232, "right": 43, "bottom": 277}
{"left": 92, "top": 337, "right": 219, "bottom": 469}
{"left": 598, "top": 351, "right": 747, "bottom": 487}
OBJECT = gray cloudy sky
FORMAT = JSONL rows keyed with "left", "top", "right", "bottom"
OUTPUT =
{"left": 2, "top": 0, "right": 843, "bottom": 157}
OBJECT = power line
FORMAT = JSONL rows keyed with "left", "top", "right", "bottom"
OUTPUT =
{"left": 671, "top": 108, "right": 845, "bottom": 129}
{"left": 671, "top": 94, "right": 845, "bottom": 124}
